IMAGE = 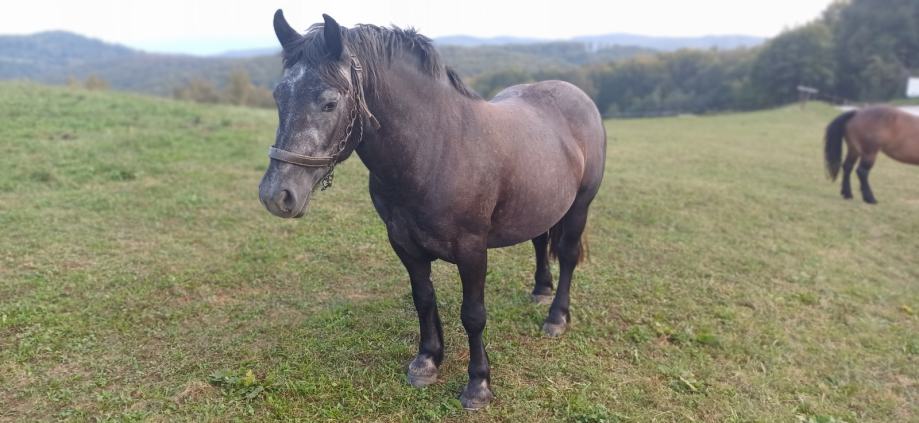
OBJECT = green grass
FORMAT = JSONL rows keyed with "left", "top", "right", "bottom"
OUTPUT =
{"left": 1, "top": 82, "right": 917, "bottom": 422}
{"left": 889, "top": 97, "right": 919, "bottom": 106}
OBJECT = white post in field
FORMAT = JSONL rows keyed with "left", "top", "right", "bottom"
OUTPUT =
{"left": 907, "top": 77, "right": 919, "bottom": 98}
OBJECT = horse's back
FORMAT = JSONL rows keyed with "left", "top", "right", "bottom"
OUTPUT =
{"left": 492, "top": 80, "right": 602, "bottom": 138}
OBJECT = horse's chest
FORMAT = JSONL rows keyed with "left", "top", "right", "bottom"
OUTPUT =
{"left": 369, "top": 189, "right": 462, "bottom": 262}
{"left": 389, "top": 208, "right": 461, "bottom": 261}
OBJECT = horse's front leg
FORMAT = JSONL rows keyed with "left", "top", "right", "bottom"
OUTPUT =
{"left": 455, "top": 243, "right": 494, "bottom": 410}
{"left": 392, "top": 244, "right": 443, "bottom": 387}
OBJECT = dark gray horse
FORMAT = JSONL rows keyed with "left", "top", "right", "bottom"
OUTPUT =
{"left": 258, "top": 10, "right": 606, "bottom": 410}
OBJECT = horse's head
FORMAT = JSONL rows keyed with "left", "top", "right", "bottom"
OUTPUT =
{"left": 259, "top": 10, "right": 363, "bottom": 218}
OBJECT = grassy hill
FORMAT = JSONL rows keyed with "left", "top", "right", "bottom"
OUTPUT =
{"left": 0, "top": 83, "right": 916, "bottom": 421}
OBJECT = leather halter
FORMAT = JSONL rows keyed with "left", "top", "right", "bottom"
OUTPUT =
{"left": 268, "top": 55, "right": 376, "bottom": 174}
{"left": 267, "top": 146, "right": 337, "bottom": 168}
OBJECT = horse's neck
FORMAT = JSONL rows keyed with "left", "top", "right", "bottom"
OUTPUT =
{"left": 355, "top": 61, "right": 476, "bottom": 189}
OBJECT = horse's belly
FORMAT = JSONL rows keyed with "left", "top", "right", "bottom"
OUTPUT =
{"left": 883, "top": 143, "right": 919, "bottom": 164}
{"left": 485, "top": 140, "right": 584, "bottom": 248}
{"left": 486, "top": 177, "right": 578, "bottom": 248}
{"left": 486, "top": 216, "right": 566, "bottom": 248}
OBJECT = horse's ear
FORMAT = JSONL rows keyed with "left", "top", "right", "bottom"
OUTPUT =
{"left": 273, "top": 9, "right": 302, "bottom": 49}
{"left": 322, "top": 14, "right": 344, "bottom": 60}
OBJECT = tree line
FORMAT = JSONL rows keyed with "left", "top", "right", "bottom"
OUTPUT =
{"left": 173, "top": 68, "right": 274, "bottom": 108}
{"left": 471, "top": 0, "right": 918, "bottom": 116}
{"left": 150, "top": 0, "right": 918, "bottom": 115}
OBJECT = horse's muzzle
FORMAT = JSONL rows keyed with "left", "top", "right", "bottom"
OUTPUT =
{"left": 258, "top": 167, "right": 317, "bottom": 219}
{"left": 260, "top": 187, "right": 308, "bottom": 218}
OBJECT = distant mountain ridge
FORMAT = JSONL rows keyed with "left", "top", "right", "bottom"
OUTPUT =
{"left": 0, "top": 31, "right": 136, "bottom": 79}
{"left": 436, "top": 33, "right": 764, "bottom": 51}
{"left": 573, "top": 33, "right": 763, "bottom": 51}
{"left": 216, "top": 47, "right": 278, "bottom": 58}
{"left": 0, "top": 30, "right": 760, "bottom": 99}
{"left": 216, "top": 33, "right": 764, "bottom": 58}
{"left": 0, "top": 31, "right": 280, "bottom": 95}
{"left": 433, "top": 35, "right": 545, "bottom": 47}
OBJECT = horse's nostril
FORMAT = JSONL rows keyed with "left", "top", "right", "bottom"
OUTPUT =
{"left": 282, "top": 189, "right": 296, "bottom": 208}
{"left": 273, "top": 189, "right": 295, "bottom": 213}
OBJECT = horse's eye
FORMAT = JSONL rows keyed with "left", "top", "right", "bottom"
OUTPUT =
{"left": 322, "top": 102, "right": 337, "bottom": 112}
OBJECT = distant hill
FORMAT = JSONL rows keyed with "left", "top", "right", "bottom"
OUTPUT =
{"left": 0, "top": 31, "right": 751, "bottom": 98}
{"left": 434, "top": 35, "right": 544, "bottom": 46}
{"left": 436, "top": 33, "right": 764, "bottom": 51}
{"left": 215, "top": 39, "right": 654, "bottom": 77}
{"left": 0, "top": 31, "right": 136, "bottom": 79}
{"left": 0, "top": 31, "right": 282, "bottom": 95}
{"left": 439, "top": 42, "right": 654, "bottom": 76}
{"left": 573, "top": 33, "right": 763, "bottom": 51}
{"left": 0, "top": 31, "right": 654, "bottom": 95}
{"left": 217, "top": 47, "right": 279, "bottom": 58}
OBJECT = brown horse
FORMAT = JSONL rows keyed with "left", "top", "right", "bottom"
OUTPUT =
{"left": 258, "top": 11, "right": 606, "bottom": 409}
{"left": 824, "top": 105, "right": 919, "bottom": 203}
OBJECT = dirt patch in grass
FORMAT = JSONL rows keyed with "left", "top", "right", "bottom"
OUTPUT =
{"left": 173, "top": 381, "right": 218, "bottom": 405}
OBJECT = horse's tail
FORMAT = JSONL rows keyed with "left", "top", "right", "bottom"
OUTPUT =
{"left": 825, "top": 110, "right": 857, "bottom": 181}
{"left": 548, "top": 222, "right": 588, "bottom": 265}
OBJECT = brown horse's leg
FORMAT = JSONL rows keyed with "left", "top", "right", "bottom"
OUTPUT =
{"left": 456, "top": 243, "right": 493, "bottom": 410}
{"left": 543, "top": 196, "right": 591, "bottom": 337}
{"left": 841, "top": 149, "right": 859, "bottom": 199}
{"left": 856, "top": 153, "right": 879, "bottom": 204}
{"left": 393, "top": 245, "right": 443, "bottom": 388}
{"left": 530, "top": 232, "right": 554, "bottom": 304}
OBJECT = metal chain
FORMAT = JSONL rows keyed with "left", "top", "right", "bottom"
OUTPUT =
{"left": 319, "top": 98, "right": 362, "bottom": 191}
{"left": 318, "top": 56, "right": 367, "bottom": 191}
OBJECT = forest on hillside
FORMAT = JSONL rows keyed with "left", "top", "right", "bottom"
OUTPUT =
{"left": 470, "top": 0, "right": 919, "bottom": 116}
{"left": 167, "top": 0, "right": 919, "bottom": 115}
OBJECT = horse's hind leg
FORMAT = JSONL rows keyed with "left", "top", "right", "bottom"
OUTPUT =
{"left": 543, "top": 194, "right": 593, "bottom": 337}
{"left": 530, "top": 232, "right": 554, "bottom": 305}
{"left": 856, "top": 152, "right": 879, "bottom": 204}
{"left": 841, "top": 149, "right": 858, "bottom": 199}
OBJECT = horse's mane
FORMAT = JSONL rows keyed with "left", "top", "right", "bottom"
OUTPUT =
{"left": 282, "top": 23, "right": 481, "bottom": 100}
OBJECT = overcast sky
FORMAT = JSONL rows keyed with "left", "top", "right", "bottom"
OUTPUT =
{"left": 4, "top": 0, "right": 836, "bottom": 55}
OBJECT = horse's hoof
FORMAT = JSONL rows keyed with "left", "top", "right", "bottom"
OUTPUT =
{"left": 531, "top": 293, "right": 554, "bottom": 305}
{"left": 841, "top": 192, "right": 853, "bottom": 200}
{"left": 407, "top": 355, "right": 438, "bottom": 388}
{"left": 542, "top": 317, "right": 568, "bottom": 338}
{"left": 542, "top": 320, "right": 568, "bottom": 337}
{"left": 864, "top": 198, "right": 878, "bottom": 205}
{"left": 460, "top": 380, "right": 493, "bottom": 410}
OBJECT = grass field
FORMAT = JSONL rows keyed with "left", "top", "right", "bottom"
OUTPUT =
{"left": 1, "top": 82, "right": 917, "bottom": 422}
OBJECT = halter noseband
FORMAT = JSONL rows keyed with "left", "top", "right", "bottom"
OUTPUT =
{"left": 267, "top": 147, "right": 338, "bottom": 168}
{"left": 268, "top": 55, "right": 376, "bottom": 190}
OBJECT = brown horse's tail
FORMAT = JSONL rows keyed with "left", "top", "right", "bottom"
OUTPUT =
{"left": 548, "top": 223, "right": 589, "bottom": 265}
{"left": 824, "top": 110, "right": 857, "bottom": 181}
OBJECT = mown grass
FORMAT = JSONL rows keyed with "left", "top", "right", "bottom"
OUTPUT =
{"left": 1, "top": 82, "right": 916, "bottom": 422}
